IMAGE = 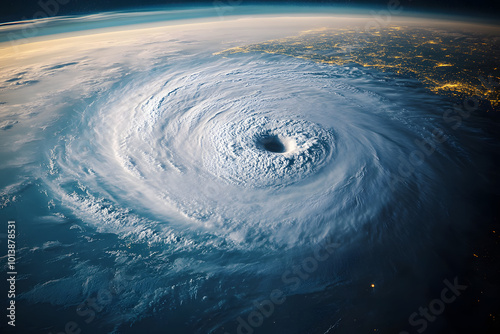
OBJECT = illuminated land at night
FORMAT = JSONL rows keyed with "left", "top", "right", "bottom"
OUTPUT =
{"left": 217, "top": 26, "right": 500, "bottom": 109}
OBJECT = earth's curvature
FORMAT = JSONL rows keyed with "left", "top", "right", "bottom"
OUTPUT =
{"left": 0, "top": 6, "right": 499, "bottom": 334}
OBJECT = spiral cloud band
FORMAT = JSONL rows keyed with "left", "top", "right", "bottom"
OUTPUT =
{"left": 54, "top": 54, "right": 442, "bottom": 251}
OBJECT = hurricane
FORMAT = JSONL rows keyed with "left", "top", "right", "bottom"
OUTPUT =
{"left": 0, "top": 9, "right": 498, "bottom": 334}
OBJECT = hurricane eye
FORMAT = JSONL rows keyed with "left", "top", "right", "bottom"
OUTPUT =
{"left": 257, "top": 135, "right": 286, "bottom": 153}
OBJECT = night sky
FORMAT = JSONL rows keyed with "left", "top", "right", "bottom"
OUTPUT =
{"left": 1, "top": 0, "right": 499, "bottom": 24}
